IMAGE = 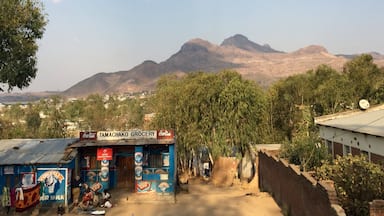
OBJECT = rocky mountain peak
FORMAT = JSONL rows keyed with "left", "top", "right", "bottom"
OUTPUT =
{"left": 220, "top": 34, "right": 282, "bottom": 53}
{"left": 293, "top": 45, "right": 328, "bottom": 55}
{"left": 180, "top": 38, "right": 213, "bottom": 53}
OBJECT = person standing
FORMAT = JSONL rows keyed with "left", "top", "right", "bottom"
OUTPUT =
{"left": 71, "top": 175, "right": 82, "bottom": 206}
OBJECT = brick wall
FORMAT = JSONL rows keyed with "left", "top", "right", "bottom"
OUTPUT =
{"left": 370, "top": 200, "right": 384, "bottom": 216}
{"left": 351, "top": 147, "right": 361, "bottom": 156}
{"left": 258, "top": 150, "right": 346, "bottom": 216}
{"left": 370, "top": 153, "right": 384, "bottom": 165}
{"left": 334, "top": 142, "right": 343, "bottom": 157}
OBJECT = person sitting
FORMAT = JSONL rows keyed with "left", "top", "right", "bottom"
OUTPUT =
{"left": 78, "top": 188, "right": 94, "bottom": 210}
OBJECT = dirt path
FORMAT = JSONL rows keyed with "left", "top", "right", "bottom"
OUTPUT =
{"left": 102, "top": 178, "right": 282, "bottom": 216}
{"left": 33, "top": 177, "right": 282, "bottom": 216}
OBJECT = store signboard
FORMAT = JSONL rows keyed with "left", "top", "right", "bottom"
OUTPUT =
{"left": 157, "top": 130, "right": 174, "bottom": 139}
{"left": 79, "top": 131, "right": 97, "bottom": 140}
{"left": 97, "top": 130, "right": 157, "bottom": 141}
{"left": 97, "top": 148, "right": 113, "bottom": 161}
{"left": 4, "top": 166, "right": 14, "bottom": 174}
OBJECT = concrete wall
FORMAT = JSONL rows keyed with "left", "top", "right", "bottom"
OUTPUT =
{"left": 258, "top": 150, "right": 345, "bottom": 216}
{"left": 319, "top": 126, "right": 384, "bottom": 163}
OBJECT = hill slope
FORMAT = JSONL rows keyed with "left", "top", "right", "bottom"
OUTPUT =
{"left": 61, "top": 34, "right": 384, "bottom": 98}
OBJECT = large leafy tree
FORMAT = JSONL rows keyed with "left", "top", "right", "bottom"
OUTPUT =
{"left": 343, "top": 54, "right": 384, "bottom": 106}
{"left": 25, "top": 104, "right": 41, "bottom": 137}
{"left": 268, "top": 73, "right": 312, "bottom": 141}
{"left": 151, "top": 70, "right": 267, "bottom": 170}
{"left": 0, "top": 0, "right": 47, "bottom": 91}
{"left": 83, "top": 94, "right": 107, "bottom": 130}
{"left": 39, "top": 96, "right": 66, "bottom": 138}
{"left": 1, "top": 103, "right": 27, "bottom": 138}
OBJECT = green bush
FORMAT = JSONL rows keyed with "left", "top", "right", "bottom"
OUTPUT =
{"left": 315, "top": 155, "right": 384, "bottom": 216}
{"left": 280, "top": 135, "right": 329, "bottom": 171}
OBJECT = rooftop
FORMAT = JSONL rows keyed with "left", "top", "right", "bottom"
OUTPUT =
{"left": 0, "top": 138, "right": 78, "bottom": 165}
{"left": 315, "top": 104, "right": 384, "bottom": 137}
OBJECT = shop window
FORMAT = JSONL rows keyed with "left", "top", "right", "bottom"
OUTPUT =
{"left": 144, "top": 145, "right": 169, "bottom": 168}
{"left": 148, "top": 154, "right": 162, "bottom": 168}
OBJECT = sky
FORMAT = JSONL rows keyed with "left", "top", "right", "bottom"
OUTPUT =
{"left": 16, "top": 0, "right": 384, "bottom": 92}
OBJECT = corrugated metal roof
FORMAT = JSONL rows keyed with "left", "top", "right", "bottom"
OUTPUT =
{"left": 0, "top": 138, "right": 79, "bottom": 165}
{"left": 315, "top": 104, "right": 384, "bottom": 137}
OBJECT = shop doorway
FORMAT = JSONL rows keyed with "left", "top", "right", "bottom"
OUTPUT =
{"left": 117, "top": 156, "right": 135, "bottom": 190}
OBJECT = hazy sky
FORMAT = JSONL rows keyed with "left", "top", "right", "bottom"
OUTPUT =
{"left": 18, "top": 0, "right": 384, "bottom": 92}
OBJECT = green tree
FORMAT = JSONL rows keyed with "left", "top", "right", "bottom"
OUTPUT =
{"left": 0, "top": 0, "right": 47, "bottom": 91}
{"left": 0, "top": 119, "right": 14, "bottom": 138}
{"left": 25, "top": 104, "right": 41, "bottom": 137}
{"left": 1, "top": 103, "right": 27, "bottom": 138}
{"left": 151, "top": 70, "right": 267, "bottom": 170}
{"left": 315, "top": 155, "right": 384, "bottom": 216}
{"left": 343, "top": 54, "right": 384, "bottom": 106}
{"left": 118, "top": 98, "right": 144, "bottom": 129}
{"left": 268, "top": 73, "right": 312, "bottom": 141}
{"left": 309, "top": 65, "right": 352, "bottom": 115}
{"left": 83, "top": 94, "right": 106, "bottom": 130}
{"left": 62, "top": 99, "right": 86, "bottom": 121}
{"left": 39, "top": 96, "right": 66, "bottom": 138}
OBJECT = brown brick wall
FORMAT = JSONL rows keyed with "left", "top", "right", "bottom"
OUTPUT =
{"left": 351, "top": 147, "right": 361, "bottom": 156}
{"left": 371, "top": 153, "right": 384, "bottom": 165}
{"left": 333, "top": 142, "right": 343, "bottom": 157}
{"left": 370, "top": 200, "right": 384, "bottom": 216}
{"left": 258, "top": 150, "right": 345, "bottom": 216}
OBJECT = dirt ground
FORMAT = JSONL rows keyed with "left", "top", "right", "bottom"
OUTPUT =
{"left": 49, "top": 177, "right": 282, "bottom": 216}
{"left": 12, "top": 178, "right": 282, "bottom": 216}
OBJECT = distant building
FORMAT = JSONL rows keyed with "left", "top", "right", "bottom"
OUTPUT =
{"left": 315, "top": 104, "right": 384, "bottom": 164}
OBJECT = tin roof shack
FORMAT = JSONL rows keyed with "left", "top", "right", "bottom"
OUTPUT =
{"left": 315, "top": 104, "right": 384, "bottom": 164}
{"left": 71, "top": 130, "right": 176, "bottom": 203}
{"left": 0, "top": 138, "right": 78, "bottom": 210}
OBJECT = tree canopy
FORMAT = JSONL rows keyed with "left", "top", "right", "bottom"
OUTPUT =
{"left": 150, "top": 70, "right": 267, "bottom": 167}
{"left": 0, "top": 0, "right": 47, "bottom": 91}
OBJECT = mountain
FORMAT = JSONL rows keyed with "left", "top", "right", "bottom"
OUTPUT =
{"left": 220, "top": 34, "right": 283, "bottom": 53}
{"left": 57, "top": 34, "right": 384, "bottom": 98}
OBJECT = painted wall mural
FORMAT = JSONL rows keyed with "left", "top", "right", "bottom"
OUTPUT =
{"left": 37, "top": 168, "right": 67, "bottom": 202}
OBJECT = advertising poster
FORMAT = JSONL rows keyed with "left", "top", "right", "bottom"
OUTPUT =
{"left": 162, "top": 153, "right": 170, "bottom": 167}
{"left": 156, "top": 181, "right": 173, "bottom": 194}
{"left": 21, "top": 172, "right": 36, "bottom": 188}
{"left": 37, "top": 168, "right": 67, "bottom": 204}
{"left": 99, "top": 160, "right": 109, "bottom": 190}
{"left": 134, "top": 152, "right": 143, "bottom": 165}
{"left": 4, "top": 166, "right": 14, "bottom": 174}
{"left": 97, "top": 148, "right": 113, "bottom": 161}
{"left": 136, "top": 180, "right": 156, "bottom": 193}
{"left": 84, "top": 170, "right": 104, "bottom": 192}
{"left": 135, "top": 166, "right": 143, "bottom": 180}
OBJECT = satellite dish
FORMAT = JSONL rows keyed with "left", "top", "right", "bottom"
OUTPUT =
{"left": 358, "top": 99, "right": 370, "bottom": 110}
